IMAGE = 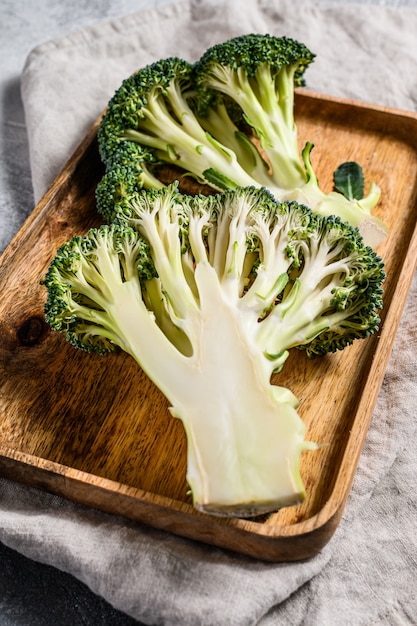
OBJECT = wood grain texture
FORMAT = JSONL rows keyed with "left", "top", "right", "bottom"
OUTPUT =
{"left": 1, "top": 91, "right": 417, "bottom": 561}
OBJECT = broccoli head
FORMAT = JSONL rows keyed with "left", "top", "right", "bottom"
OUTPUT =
{"left": 96, "top": 34, "right": 388, "bottom": 247}
{"left": 43, "top": 185, "right": 384, "bottom": 517}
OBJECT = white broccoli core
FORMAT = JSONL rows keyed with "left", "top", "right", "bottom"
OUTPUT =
{"left": 170, "top": 262, "right": 309, "bottom": 515}
{"left": 108, "top": 257, "right": 312, "bottom": 517}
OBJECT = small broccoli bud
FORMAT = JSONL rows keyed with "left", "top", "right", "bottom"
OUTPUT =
{"left": 95, "top": 142, "right": 165, "bottom": 223}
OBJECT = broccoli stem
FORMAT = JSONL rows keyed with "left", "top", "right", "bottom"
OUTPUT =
{"left": 165, "top": 261, "right": 312, "bottom": 516}
{"left": 87, "top": 252, "right": 311, "bottom": 516}
{"left": 205, "top": 64, "right": 306, "bottom": 191}
{"left": 81, "top": 253, "right": 194, "bottom": 400}
{"left": 197, "top": 102, "right": 274, "bottom": 187}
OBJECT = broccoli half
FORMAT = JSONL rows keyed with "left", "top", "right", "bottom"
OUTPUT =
{"left": 43, "top": 184, "right": 384, "bottom": 516}
{"left": 43, "top": 185, "right": 384, "bottom": 517}
{"left": 96, "top": 35, "right": 388, "bottom": 247}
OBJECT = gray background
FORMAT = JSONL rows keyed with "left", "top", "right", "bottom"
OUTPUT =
{"left": 0, "top": 1, "right": 416, "bottom": 624}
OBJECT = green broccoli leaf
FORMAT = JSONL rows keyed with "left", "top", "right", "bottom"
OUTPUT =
{"left": 333, "top": 161, "right": 365, "bottom": 201}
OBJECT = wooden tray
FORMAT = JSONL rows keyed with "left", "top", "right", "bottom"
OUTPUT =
{"left": 1, "top": 91, "right": 417, "bottom": 562}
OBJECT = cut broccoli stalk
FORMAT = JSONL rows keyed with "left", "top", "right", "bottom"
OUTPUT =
{"left": 170, "top": 262, "right": 311, "bottom": 516}
{"left": 43, "top": 185, "right": 384, "bottom": 517}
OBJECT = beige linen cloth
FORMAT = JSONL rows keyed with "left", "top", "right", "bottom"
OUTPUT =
{"left": 1, "top": 0, "right": 417, "bottom": 624}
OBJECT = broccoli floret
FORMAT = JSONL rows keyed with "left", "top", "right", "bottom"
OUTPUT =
{"left": 195, "top": 34, "right": 314, "bottom": 189}
{"left": 43, "top": 185, "right": 384, "bottom": 517}
{"left": 97, "top": 56, "right": 261, "bottom": 195}
{"left": 95, "top": 142, "right": 165, "bottom": 223}
{"left": 194, "top": 34, "right": 387, "bottom": 247}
